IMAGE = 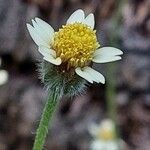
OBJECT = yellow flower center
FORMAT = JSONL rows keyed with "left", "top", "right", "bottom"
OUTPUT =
{"left": 97, "top": 128, "right": 115, "bottom": 141}
{"left": 52, "top": 23, "right": 99, "bottom": 68}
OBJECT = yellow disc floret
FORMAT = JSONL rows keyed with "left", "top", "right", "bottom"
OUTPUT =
{"left": 97, "top": 127, "right": 115, "bottom": 141}
{"left": 52, "top": 23, "right": 100, "bottom": 68}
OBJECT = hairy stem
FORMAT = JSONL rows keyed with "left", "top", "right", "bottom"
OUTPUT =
{"left": 33, "top": 93, "right": 59, "bottom": 150}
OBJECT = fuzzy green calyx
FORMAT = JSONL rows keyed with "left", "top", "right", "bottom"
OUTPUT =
{"left": 39, "top": 61, "right": 87, "bottom": 97}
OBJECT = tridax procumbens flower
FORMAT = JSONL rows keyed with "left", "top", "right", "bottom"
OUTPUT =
{"left": 89, "top": 119, "right": 124, "bottom": 150}
{"left": 27, "top": 9, "right": 123, "bottom": 84}
{"left": 89, "top": 119, "right": 116, "bottom": 141}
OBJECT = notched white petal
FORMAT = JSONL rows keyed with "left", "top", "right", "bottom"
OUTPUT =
{"left": 75, "top": 67, "right": 93, "bottom": 83}
{"left": 93, "top": 55, "right": 122, "bottom": 63}
{"left": 35, "top": 17, "right": 55, "bottom": 44}
{"left": 84, "top": 67, "right": 105, "bottom": 84}
{"left": 94, "top": 47, "right": 123, "bottom": 56}
{"left": 31, "top": 19, "right": 51, "bottom": 45}
{"left": 83, "top": 13, "right": 95, "bottom": 29}
{"left": 26, "top": 23, "right": 49, "bottom": 47}
{"left": 35, "top": 17, "right": 54, "bottom": 33}
{"left": 93, "top": 47, "right": 123, "bottom": 63}
{"left": 43, "top": 56, "right": 61, "bottom": 65}
{"left": 75, "top": 67, "right": 105, "bottom": 84}
{"left": 67, "top": 9, "right": 85, "bottom": 24}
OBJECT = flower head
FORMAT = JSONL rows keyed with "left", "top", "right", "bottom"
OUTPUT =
{"left": 89, "top": 119, "right": 123, "bottom": 150}
{"left": 89, "top": 119, "right": 116, "bottom": 141}
{"left": 27, "top": 9, "right": 123, "bottom": 85}
{"left": 52, "top": 23, "right": 99, "bottom": 69}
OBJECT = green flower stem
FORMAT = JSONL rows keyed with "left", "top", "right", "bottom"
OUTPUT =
{"left": 106, "top": 63, "right": 117, "bottom": 120}
{"left": 106, "top": 63, "right": 121, "bottom": 146}
{"left": 33, "top": 93, "right": 59, "bottom": 150}
{"left": 106, "top": 1, "right": 125, "bottom": 147}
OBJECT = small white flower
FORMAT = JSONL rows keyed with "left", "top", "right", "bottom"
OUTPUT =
{"left": 27, "top": 9, "right": 123, "bottom": 84}
{"left": 89, "top": 119, "right": 124, "bottom": 150}
{"left": 0, "top": 58, "right": 8, "bottom": 86}
{"left": 0, "top": 70, "right": 8, "bottom": 85}
{"left": 89, "top": 119, "right": 116, "bottom": 140}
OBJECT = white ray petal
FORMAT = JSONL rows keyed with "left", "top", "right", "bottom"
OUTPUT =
{"left": 75, "top": 67, "right": 93, "bottom": 83}
{"left": 106, "top": 141, "right": 118, "bottom": 150}
{"left": 35, "top": 17, "right": 55, "bottom": 44}
{"left": 38, "top": 46, "right": 56, "bottom": 57}
{"left": 43, "top": 56, "right": 61, "bottom": 65}
{"left": 84, "top": 67, "right": 105, "bottom": 84}
{"left": 83, "top": 13, "right": 95, "bottom": 29}
{"left": 26, "top": 24, "right": 49, "bottom": 47}
{"left": 93, "top": 55, "right": 122, "bottom": 63}
{"left": 91, "top": 140, "right": 106, "bottom": 150}
{"left": 93, "top": 47, "right": 123, "bottom": 63}
{"left": 94, "top": 47, "right": 123, "bottom": 56}
{"left": 32, "top": 19, "right": 38, "bottom": 28}
{"left": 67, "top": 9, "right": 85, "bottom": 24}
{"left": 35, "top": 17, "right": 54, "bottom": 34}
{"left": 32, "top": 19, "right": 50, "bottom": 44}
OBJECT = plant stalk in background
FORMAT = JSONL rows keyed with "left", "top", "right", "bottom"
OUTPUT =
{"left": 106, "top": 0, "right": 125, "bottom": 148}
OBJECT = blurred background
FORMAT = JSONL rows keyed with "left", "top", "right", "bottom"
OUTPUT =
{"left": 0, "top": 0, "right": 150, "bottom": 150}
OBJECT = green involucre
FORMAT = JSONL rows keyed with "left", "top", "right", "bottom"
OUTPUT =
{"left": 38, "top": 61, "right": 88, "bottom": 98}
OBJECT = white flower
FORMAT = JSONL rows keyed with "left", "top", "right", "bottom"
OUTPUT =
{"left": 89, "top": 119, "right": 124, "bottom": 150}
{"left": 89, "top": 119, "right": 115, "bottom": 149}
{"left": 89, "top": 119, "right": 116, "bottom": 140}
{"left": 0, "top": 70, "right": 8, "bottom": 85}
{"left": 0, "top": 58, "right": 9, "bottom": 86}
{"left": 27, "top": 9, "right": 123, "bottom": 84}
